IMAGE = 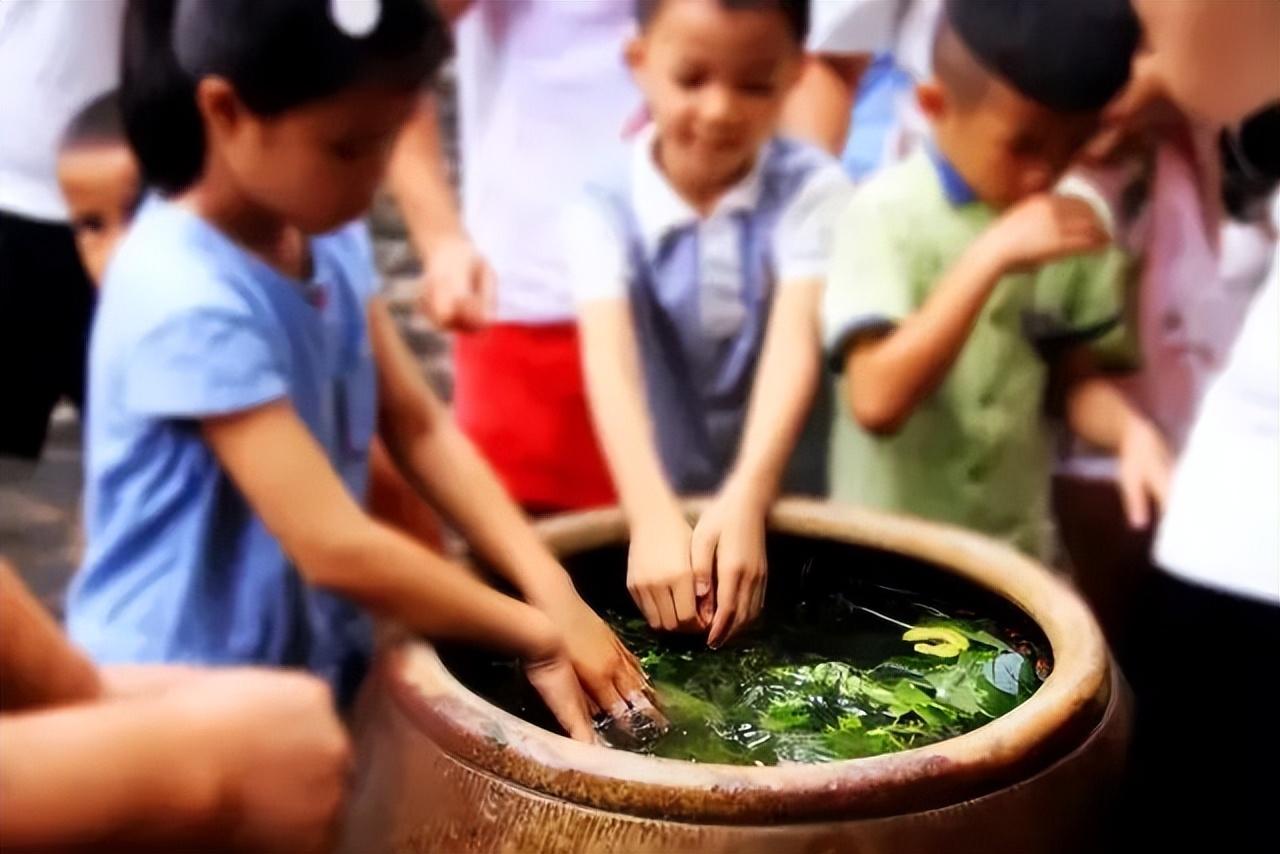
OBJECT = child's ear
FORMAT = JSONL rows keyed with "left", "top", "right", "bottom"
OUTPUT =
{"left": 624, "top": 35, "right": 646, "bottom": 75}
{"left": 195, "top": 76, "right": 244, "bottom": 138}
{"left": 916, "top": 79, "right": 948, "bottom": 121}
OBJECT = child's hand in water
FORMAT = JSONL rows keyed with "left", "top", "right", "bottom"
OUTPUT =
{"left": 627, "top": 508, "right": 705, "bottom": 632}
{"left": 537, "top": 589, "right": 664, "bottom": 731}
{"left": 518, "top": 611, "right": 598, "bottom": 742}
{"left": 692, "top": 481, "right": 769, "bottom": 648}
{"left": 984, "top": 194, "right": 1111, "bottom": 273}
{"left": 1116, "top": 413, "right": 1173, "bottom": 529}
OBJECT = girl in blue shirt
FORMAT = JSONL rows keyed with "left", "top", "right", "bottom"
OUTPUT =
{"left": 66, "top": 0, "right": 653, "bottom": 739}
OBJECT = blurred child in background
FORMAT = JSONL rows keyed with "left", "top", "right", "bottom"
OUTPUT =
{"left": 66, "top": 0, "right": 658, "bottom": 740}
{"left": 568, "top": 0, "right": 850, "bottom": 646}
{"left": 824, "top": 0, "right": 1170, "bottom": 561}
{"left": 56, "top": 91, "right": 142, "bottom": 286}
{"left": 1119, "top": 0, "right": 1280, "bottom": 846}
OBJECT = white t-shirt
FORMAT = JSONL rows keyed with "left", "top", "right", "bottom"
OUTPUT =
{"left": 1155, "top": 252, "right": 1280, "bottom": 605}
{"left": 453, "top": 0, "right": 640, "bottom": 324}
{"left": 0, "top": 0, "right": 126, "bottom": 223}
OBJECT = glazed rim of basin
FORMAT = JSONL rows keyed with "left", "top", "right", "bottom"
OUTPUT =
{"left": 383, "top": 498, "right": 1113, "bottom": 824}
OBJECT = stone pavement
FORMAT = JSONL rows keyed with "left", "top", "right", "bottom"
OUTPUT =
{"left": 0, "top": 407, "right": 84, "bottom": 617}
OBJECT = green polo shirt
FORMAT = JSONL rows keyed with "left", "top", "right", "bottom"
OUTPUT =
{"left": 824, "top": 151, "right": 1126, "bottom": 559}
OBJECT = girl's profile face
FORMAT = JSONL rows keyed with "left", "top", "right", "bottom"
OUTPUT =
{"left": 203, "top": 80, "right": 419, "bottom": 234}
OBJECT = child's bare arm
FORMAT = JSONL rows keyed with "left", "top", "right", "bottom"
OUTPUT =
{"left": 386, "top": 94, "right": 494, "bottom": 331}
{"left": 780, "top": 54, "right": 871, "bottom": 154}
{"left": 578, "top": 298, "right": 702, "bottom": 634}
{"left": 0, "top": 669, "right": 349, "bottom": 852}
{"left": 367, "top": 434, "right": 442, "bottom": 549}
{"left": 845, "top": 194, "right": 1109, "bottom": 434}
{"left": 694, "top": 280, "right": 823, "bottom": 646}
{"left": 368, "top": 299, "right": 657, "bottom": 722}
{"left": 200, "top": 397, "right": 595, "bottom": 740}
{"left": 0, "top": 562, "right": 101, "bottom": 711}
{"left": 1059, "top": 347, "right": 1172, "bottom": 528}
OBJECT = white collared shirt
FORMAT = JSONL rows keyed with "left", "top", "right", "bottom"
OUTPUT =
{"left": 563, "top": 125, "right": 851, "bottom": 325}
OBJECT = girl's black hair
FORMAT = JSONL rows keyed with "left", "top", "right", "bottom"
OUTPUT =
{"left": 634, "top": 0, "right": 809, "bottom": 45}
{"left": 121, "top": 0, "right": 451, "bottom": 195}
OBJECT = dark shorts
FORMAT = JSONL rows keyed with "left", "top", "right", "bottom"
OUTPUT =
{"left": 0, "top": 209, "right": 96, "bottom": 459}
{"left": 1116, "top": 571, "right": 1280, "bottom": 850}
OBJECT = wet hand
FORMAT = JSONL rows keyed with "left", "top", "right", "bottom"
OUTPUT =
{"left": 1117, "top": 415, "right": 1172, "bottom": 529}
{"left": 693, "top": 485, "right": 769, "bottom": 649}
{"left": 540, "top": 590, "right": 665, "bottom": 733}
{"left": 420, "top": 234, "right": 496, "bottom": 332}
{"left": 986, "top": 194, "right": 1111, "bottom": 273}
{"left": 627, "top": 511, "right": 703, "bottom": 632}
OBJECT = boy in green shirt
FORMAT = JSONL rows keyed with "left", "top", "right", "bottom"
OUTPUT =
{"left": 824, "top": 0, "right": 1171, "bottom": 559}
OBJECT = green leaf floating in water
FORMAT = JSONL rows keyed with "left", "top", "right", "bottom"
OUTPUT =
{"left": 902, "top": 626, "right": 970, "bottom": 657}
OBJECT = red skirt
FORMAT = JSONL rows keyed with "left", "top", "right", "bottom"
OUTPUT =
{"left": 453, "top": 323, "right": 616, "bottom": 512}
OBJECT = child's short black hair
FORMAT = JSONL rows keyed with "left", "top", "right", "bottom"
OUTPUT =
{"left": 942, "top": 0, "right": 1139, "bottom": 113}
{"left": 635, "top": 0, "right": 809, "bottom": 45}
{"left": 1221, "top": 104, "right": 1280, "bottom": 223}
{"left": 121, "top": 0, "right": 452, "bottom": 195}
{"left": 61, "top": 90, "right": 126, "bottom": 153}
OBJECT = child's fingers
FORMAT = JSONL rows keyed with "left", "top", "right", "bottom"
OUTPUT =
{"left": 706, "top": 571, "right": 741, "bottom": 648}
{"left": 748, "top": 570, "right": 767, "bottom": 625}
{"left": 1148, "top": 447, "right": 1173, "bottom": 509}
{"left": 526, "top": 659, "right": 598, "bottom": 743}
{"left": 1120, "top": 469, "right": 1151, "bottom": 529}
{"left": 630, "top": 584, "right": 661, "bottom": 630}
{"left": 654, "top": 587, "right": 680, "bottom": 631}
{"left": 671, "top": 574, "right": 698, "bottom": 627}
{"left": 594, "top": 681, "right": 631, "bottom": 721}
{"left": 726, "top": 574, "right": 758, "bottom": 643}
{"left": 696, "top": 587, "right": 716, "bottom": 628}
{"left": 621, "top": 685, "right": 670, "bottom": 733}
{"left": 689, "top": 527, "right": 717, "bottom": 605}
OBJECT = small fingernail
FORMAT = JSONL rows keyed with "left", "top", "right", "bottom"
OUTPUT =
{"left": 695, "top": 580, "right": 710, "bottom": 596}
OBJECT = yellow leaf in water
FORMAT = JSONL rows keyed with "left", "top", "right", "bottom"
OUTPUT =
{"left": 902, "top": 626, "right": 970, "bottom": 658}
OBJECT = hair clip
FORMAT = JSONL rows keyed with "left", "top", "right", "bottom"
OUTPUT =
{"left": 330, "top": 0, "right": 381, "bottom": 37}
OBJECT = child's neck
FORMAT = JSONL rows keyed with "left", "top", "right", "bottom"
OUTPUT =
{"left": 654, "top": 138, "right": 757, "bottom": 218}
{"left": 180, "top": 174, "right": 309, "bottom": 281}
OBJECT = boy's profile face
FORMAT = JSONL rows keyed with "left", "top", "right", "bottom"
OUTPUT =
{"left": 627, "top": 0, "right": 802, "bottom": 198}
{"left": 918, "top": 74, "right": 1099, "bottom": 210}
{"left": 57, "top": 143, "right": 142, "bottom": 284}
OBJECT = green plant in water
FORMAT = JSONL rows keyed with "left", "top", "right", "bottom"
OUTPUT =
{"left": 604, "top": 604, "right": 1046, "bottom": 766}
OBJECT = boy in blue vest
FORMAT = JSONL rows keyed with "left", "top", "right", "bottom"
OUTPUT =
{"left": 565, "top": 0, "right": 850, "bottom": 646}
{"left": 824, "top": 0, "right": 1171, "bottom": 560}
